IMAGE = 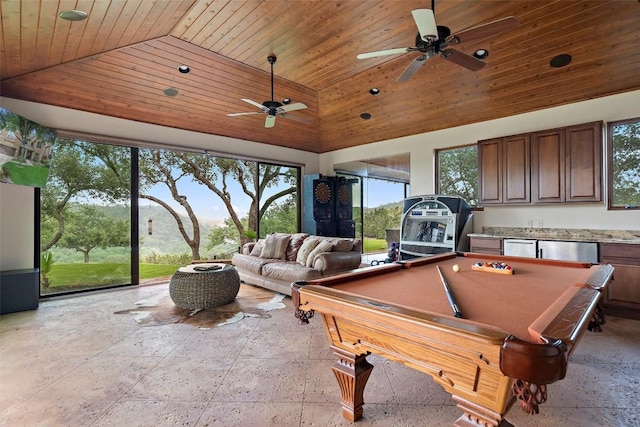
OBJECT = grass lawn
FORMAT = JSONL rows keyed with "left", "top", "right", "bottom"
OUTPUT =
{"left": 363, "top": 237, "right": 388, "bottom": 253}
{"left": 2, "top": 160, "right": 50, "bottom": 187}
{"left": 43, "top": 262, "right": 180, "bottom": 292}
{"left": 41, "top": 240, "right": 388, "bottom": 294}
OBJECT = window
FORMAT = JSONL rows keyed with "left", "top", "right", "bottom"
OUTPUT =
{"left": 40, "top": 135, "right": 300, "bottom": 297}
{"left": 608, "top": 118, "right": 640, "bottom": 209}
{"left": 436, "top": 144, "right": 478, "bottom": 206}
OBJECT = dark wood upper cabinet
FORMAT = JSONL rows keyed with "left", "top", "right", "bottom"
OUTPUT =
{"left": 532, "top": 121, "right": 602, "bottom": 203}
{"left": 478, "top": 138, "right": 502, "bottom": 204}
{"left": 480, "top": 121, "right": 602, "bottom": 205}
{"left": 503, "top": 134, "right": 531, "bottom": 204}
{"left": 478, "top": 134, "right": 530, "bottom": 205}
{"left": 532, "top": 128, "right": 565, "bottom": 203}
{"left": 565, "top": 122, "right": 602, "bottom": 202}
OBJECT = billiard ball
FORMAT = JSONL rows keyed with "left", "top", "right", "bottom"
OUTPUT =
{"left": 452, "top": 264, "right": 460, "bottom": 272}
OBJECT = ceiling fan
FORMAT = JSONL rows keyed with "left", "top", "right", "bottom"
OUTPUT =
{"left": 357, "top": 0, "right": 519, "bottom": 82}
{"left": 227, "top": 55, "right": 307, "bottom": 128}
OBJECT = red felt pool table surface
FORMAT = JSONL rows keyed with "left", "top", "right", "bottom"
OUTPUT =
{"left": 313, "top": 253, "right": 599, "bottom": 342}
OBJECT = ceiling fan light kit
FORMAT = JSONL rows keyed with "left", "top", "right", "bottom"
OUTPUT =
{"left": 473, "top": 49, "right": 489, "bottom": 60}
{"left": 357, "top": 1, "right": 519, "bottom": 82}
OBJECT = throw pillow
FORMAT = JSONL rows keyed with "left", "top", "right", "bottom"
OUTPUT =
{"left": 332, "top": 238, "right": 353, "bottom": 252}
{"left": 249, "top": 239, "right": 266, "bottom": 256}
{"left": 279, "top": 232, "right": 309, "bottom": 261}
{"left": 296, "top": 237, "right": 320, "bottom": 265}
{"left": 305, "top": 239, "right": 334, "bottom": 268}
{"left": 260, "top": 234, "right": 291, "bottom": 259}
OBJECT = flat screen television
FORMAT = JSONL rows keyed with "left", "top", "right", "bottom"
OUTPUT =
{"left": 0, "top": 107, "right": 55, "bottom": 188}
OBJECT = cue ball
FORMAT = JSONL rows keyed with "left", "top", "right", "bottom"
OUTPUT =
{"left": 452, "top": 264, "right": 460, "bottom": 272}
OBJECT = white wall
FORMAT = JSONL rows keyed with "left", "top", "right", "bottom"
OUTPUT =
{"left": 0, "top": 183, "right": 34, "bottom": 270}
{"left": 320, "top": 90, "right": 640, "bottom": 232}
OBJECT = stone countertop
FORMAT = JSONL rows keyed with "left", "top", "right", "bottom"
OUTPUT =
{"left": 468, "top": 227, "right": 640, "bottom": 245}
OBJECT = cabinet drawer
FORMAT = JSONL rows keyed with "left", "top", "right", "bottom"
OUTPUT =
{"left": 470, "top": 237, "right": 503, "bottom": 253}
{"left": 600, "top": 243, "right": 640, "bottom": 265}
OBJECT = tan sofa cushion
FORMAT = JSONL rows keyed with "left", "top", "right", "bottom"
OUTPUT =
{"left": 260, "top": 234, "right": 291, "bottom": 259}
{"left": 296, "top": 237, "right": 320, "bottom": 265}
{"left": 261, "top": 261, "right": 322, "bottom": 282}
{"left": 231, "top": 254, "right": 272, "bottom": 275}
{"left": 305, "top": 239, "right": 334, "bottom": 267}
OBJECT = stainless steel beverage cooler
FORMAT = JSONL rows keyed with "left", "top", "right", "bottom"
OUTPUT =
{"left": 399, "top": 195, "right": 473, "bottom": 260}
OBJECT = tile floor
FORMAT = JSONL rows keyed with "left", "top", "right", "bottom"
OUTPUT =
{"left": 1, "top": 282, "right": 639, "bottom": 427}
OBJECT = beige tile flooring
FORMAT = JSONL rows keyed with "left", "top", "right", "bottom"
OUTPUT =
{"left": 1, "top": 282, "right": 639, "bottom": 427}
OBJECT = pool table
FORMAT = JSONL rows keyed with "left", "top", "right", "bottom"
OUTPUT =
{"left": 292, "top": 252, "right": 613, "bottom": 427}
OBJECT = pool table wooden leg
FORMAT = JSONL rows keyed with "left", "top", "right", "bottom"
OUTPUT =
{"left": 330, "top": 345, "right": 373, "bottom": 422}
{"left": 452, "top": 395, "right": 514, "bottom": 427}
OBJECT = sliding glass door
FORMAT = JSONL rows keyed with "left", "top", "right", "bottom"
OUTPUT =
{"left": 39, "top": 140, "right": 301, "bottom": 296}
{"left": 40, "top": 140, "right": 132, "bottom": 295}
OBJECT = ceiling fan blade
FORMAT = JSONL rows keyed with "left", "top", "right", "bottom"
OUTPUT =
{"left": 411, "top": 9, "right": 438, "bottom": 41}
{"left": 265, "top": 115, "right": 276, "bottom": 128}
{"left": 397, "top": 53, "right": 434, "bottom": 83}
{"left": 227, "top": 112, "right": 262, "bottom": 117}
{"left": 279, "top": 102, "right": 307, "bottom": 113}
{"left": 241, "top": 98, "right": 268, "bottom": 112}
{"left": 280, "top": 113, "right": 314, "bottom": 125}
{"left": 447, "top": 16, "right": 519, "bottom": 45}
{"left": 441, "top": 48, "right": 486, "bottom": 71}
{"left": 357, "top": 47, "right": 413, "bottom": 59}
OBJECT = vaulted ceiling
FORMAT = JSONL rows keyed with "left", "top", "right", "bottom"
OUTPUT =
{"left": 1, "top": 0, "right": 640, "bottom": 154}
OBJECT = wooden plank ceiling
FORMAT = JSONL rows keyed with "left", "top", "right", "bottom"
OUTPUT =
{"left": 1, "top": 0, "right": 640, "bottom": 154}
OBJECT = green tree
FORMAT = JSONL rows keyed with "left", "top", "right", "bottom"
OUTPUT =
{"left": 611, "top": 121, "right": 640, "bottom": 206}
{"left": 206, "top": 217, "right": 250, "bottom": 249}
{"left": 40, "top": 140, "right": 130, "bottom": 251}
{"left": 176, "top": 154, "right": 297, "bottom": 242}
{"left": 42, "top": 142, "right": 297, "bottom": 263}
{"left": 259, "top": 196, "right": 297, "bottom": 235}
{"left": 57, "top": 205, "right": 129, "bottom": 263}
{"left": 438, "top": 145, "right": 478, "bottom": 205}
{"left": 362, "top": 205, "right": 402, "bottom": 240}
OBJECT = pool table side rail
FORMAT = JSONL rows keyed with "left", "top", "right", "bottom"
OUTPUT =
{"left": 529, "top": 263, "right": 614, "bottom": 348}
{"left": 299, "top": 284, "right": 511, "bottom": 343}
{"left": 397, "top": 252, "right": 594, "bottom": 269}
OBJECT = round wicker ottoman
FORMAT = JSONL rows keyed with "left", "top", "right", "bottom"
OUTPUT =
{"left": 169, "top": 263, "right": 240, "bottom": 309}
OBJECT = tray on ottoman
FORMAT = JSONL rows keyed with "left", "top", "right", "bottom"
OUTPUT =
{"left": 169, "top": 263, "right": 240, "bottom": 309}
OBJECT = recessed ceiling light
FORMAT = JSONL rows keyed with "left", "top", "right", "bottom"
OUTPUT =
{"left": 550, "top": 54, "right": 572, "bottom": 68}
{"left": 282, "top": 98, "right": 291, "bottom": 104}
{"left": 360, "top": 113, "right": 372, "bottom": 120}
{"left": 59, "top": 10, "right": 88, "bottom": 21}
{"left": 369, "top": 88, "right": 380, "bottom": 95}
{"left": 177, "top": 65, "right": 190, "bottom": 74}
{"left": 473, "top": 49, "right": 489, "bottom": 60}
{"left": 163, "top": 88, "right": 179, "bottom": 97}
